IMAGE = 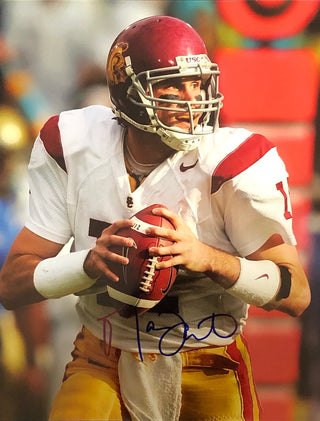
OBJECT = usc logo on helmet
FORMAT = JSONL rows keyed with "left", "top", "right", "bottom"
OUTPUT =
{"left": 107, "top": 42, "right": 129, "bottom": 85}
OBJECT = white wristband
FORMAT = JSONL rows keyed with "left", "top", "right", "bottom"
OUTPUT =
{"left": 34, "top": 249, "right": 97, "bottom": 299}
{"left": 227, "top": 258, "right": 281, "bottom": 306}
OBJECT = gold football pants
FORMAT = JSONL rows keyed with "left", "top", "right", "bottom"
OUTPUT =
{"left": 49, "top": 326, "right": 260, "bottom": 421}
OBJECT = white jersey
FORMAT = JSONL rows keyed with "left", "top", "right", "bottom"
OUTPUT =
{"left": 26, "top": 105, "right": 296, "bottom": 355}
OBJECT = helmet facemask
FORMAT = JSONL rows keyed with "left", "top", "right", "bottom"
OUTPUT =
{"left": 113, "top": 54, "right": 223, "bottom": 151}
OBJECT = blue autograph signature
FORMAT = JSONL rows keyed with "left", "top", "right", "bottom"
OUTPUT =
{"left": 98, "top": 311, "right": 238, "bottom": 361}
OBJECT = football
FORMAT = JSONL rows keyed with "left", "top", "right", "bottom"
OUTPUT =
{"left": 107, "top": 204, "right": 178, "bottom": 317}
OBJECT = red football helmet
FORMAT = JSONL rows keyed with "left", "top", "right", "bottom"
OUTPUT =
{"left": 106, "top": 16, "right": 223, "bottom": 151}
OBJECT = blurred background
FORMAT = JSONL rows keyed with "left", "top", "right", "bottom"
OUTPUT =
{"left": 0, "top": 1, "right": 319, "bottom": 420}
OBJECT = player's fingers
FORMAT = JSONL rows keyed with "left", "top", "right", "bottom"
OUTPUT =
{"left": 97, "top": 233, "right": 136, "bottom": 249}
{"left": 101, "top": 219, "right": 134, "bottom": 236}
{"left": 149, "top": 244, "right": 176, "bottom": 257}
{"left": 96, "top": 261, "right": 119, "bottom": 282}
{"left": 94, "top": 244, "right": 133, "bottom": 267}
{"left": 151, "top": 207, "right": 183, "bottom": 229}
{"left": 84, "top": 249, "right": 121, "bottom": 282}
{"left": 155, "top": 255, "right": 181, "bottom": 270}
{"left": 146, "top": 226, "right": 178, "bottom": 242}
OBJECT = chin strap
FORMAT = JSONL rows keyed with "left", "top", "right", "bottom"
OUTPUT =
{"left": 114, "top": 108, "right": 203, "bottom": 151}
{"left": 156, "top": 127, "right": 203, "bottom": 151}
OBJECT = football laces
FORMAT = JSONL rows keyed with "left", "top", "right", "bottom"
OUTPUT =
{"left": 140, "top": 256, "right": 159, "bottom": 293}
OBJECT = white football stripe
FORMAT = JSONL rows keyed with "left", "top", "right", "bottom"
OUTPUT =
{"left": 130, "top": 216, "right": 160, "bottom": 235}
{"left": 107, "top": 285, "right": 160, "bottom": 308}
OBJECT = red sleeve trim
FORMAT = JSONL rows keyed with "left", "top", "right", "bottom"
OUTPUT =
{"left": 39, "top": 115, "right": 67, "bottom": 172}
{"left": 211, "top": 133, "right": 274, "bottom": 194}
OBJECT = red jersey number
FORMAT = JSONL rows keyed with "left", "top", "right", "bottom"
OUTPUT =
{"left": 276, "top": 181, "right": 292, "bottom": 220}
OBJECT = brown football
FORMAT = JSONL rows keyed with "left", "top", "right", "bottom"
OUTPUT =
{"left": 107, "top": 204, "right": 177, "bottom": 317}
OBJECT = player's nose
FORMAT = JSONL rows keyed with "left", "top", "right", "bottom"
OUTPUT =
{"left": 180, "top": 88, "right": 202, "bottom": 109}
{"left": 181, "top": 87, "right": 197, "bottom": 101}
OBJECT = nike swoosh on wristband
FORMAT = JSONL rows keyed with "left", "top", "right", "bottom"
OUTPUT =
{"left": 180, "top": 159, "right": 198, "bottom": 172}
{"left": 255, "top": 274, "right": 270, "bottom": 281}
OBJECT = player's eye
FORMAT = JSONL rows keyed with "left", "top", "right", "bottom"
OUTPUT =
{"left": 158, "top": 94, "right": 180, "bottom": 101}
{"left": 191, "top": 81, "right": 202, "bottom": 90}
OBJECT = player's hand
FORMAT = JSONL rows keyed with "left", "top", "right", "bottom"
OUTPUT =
{"left": 147, "top": 207, "right": 215, "bottom": 273}
{"left": 84, "top": 219, "right": 135, "bottom": 282}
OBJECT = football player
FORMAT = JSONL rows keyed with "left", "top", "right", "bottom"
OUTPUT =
{"left": 0, "top": 16, "right": 310, "bottom": 421}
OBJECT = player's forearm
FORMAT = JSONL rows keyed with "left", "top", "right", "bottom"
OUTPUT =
{"left": 203, "top": 245, "right": 241, "bottom": 288}
{"left": 203, "top": 245, "right": 310, "bottom": 317}
{"left": 208, "top": 252, "right": 310, "bottom": 317}
{"left": 0, "top": 248, "right": 99, "bottom": 309}
{"left": 0, "top": 254, "right": 45, "bottom": 309}
{"left": 262, "top": 262, "right": 310, "bottom": 317}
{"left": 204, "top": 247, "right": 283, "bottom": 310}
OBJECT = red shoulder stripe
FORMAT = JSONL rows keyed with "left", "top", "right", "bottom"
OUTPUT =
{"left": 211, "top": 133, "right": 274, "bottom": 194}
{"left": 39, "top": 115, "right": 67, "bottom": 172}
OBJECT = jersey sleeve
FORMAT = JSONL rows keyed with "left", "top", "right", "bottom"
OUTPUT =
{"left": 213, "top": 140, "right": 296, "bottom": 257}
{"left": 25, "top": 120, "right": 72, "bottom": 244}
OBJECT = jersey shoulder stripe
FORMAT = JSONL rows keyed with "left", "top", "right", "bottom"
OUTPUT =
{"left": 211, "top": 133, "right": 274, "bottom": 194}
{"left": 39, "top": 114, "right": 66, "bottom": 172}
